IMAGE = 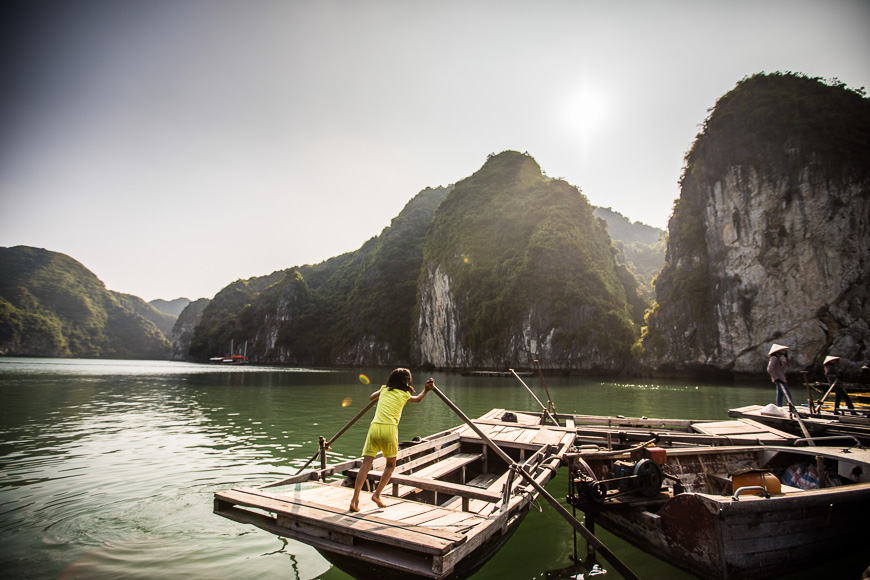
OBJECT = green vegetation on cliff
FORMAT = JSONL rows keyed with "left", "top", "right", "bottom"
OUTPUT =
{"left": 0, "top": 246, "right": 171, "bottom": 359}
{"left": 686, "top": 72, "right": 869, "bottom": 185}
{"left": 423, "top": 151, "right": 642, "bottom": 363}
{"left": 186, "top": 187, "right": 451, "bottom": 363}
{"left": 593, "top": 207, "right": 666, "bottom": 291}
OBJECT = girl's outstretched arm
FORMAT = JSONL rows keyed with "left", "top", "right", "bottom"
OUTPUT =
{"left": 369, "top": 389, "right": 381, "bottom": 401}
{"left": 409, "top": 379, "right": 435, "bottom": 403}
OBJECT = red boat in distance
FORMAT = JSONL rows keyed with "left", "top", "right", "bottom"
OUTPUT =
{"left": 209, "top": 355, "right": 249, "bottom": 365}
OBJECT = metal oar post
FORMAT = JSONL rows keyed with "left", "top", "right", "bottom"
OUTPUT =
{"left": 800, "top": 371, "right": 815, "bottom": 413}
{"left": 430, "top": 386, "right": 641, "bottom": 580}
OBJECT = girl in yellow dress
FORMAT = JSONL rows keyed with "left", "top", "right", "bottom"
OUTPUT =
{"left": 349, "top": 368, "right": 435, "bottom": 512}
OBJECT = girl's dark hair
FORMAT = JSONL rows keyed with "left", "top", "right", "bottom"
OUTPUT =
{"left": 386, "top": 368, "right": 414, "bottom": 393}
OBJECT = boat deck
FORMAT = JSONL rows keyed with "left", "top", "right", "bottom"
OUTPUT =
{"left": 213, "top": 407, "right": 810, "bottom": 578}
{"left": 691, "top": 418, "right": 795, "bottom": 443}
{"left": 729, "top": 404, "right": 870, "bottom": 444}
{"left": 214, "top": 408, "right": 575, "bottom": 579}
{"left": 570, "top": 413, "right": 797, "bottom": 447}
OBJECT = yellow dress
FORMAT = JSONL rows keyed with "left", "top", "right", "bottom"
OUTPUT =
{"left": 362, "top": 386, "right": 412, "bottom": 458}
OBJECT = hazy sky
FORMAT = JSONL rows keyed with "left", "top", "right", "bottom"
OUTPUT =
{"left": 2, "top": 1, "right": 868, "bottom": 302}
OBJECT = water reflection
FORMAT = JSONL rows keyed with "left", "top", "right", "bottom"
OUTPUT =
{"left": 1, "top": 359, "right": 861, "bottom": 579}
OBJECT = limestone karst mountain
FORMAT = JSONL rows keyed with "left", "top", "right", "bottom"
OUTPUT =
{"left": 178, "top": 152, "right": 646, "bottom": 371}
{"left": 414, "top": 151, "right": 643, "bottom": 371}
{"left": 641, "top": 73, "right": 870, "bottom": 377}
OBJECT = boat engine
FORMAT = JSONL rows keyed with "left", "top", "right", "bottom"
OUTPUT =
{"left": 571, "top": 456, "right": 664, "bottom": 505}
{"left": 612, "top": 458, "right": 664, "bottom": 497}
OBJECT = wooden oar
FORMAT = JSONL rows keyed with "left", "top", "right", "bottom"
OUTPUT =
{"left": 534, "top": 359, "right": 557, "bottom": 415}
{"left": 431, "top": 386, "right": 641, "bottom": 580}
{"left": 292, "top": 399, "right": 377, "bottom": 475}
{"left": 510, "top": 369, "right": 561, "bottom": 426}
{"left": 800, "top": 371, "right": 815, "bottom": 413}
{"left": 814, "top": 380, "right": 838, "bottom": 414}
{"left": 779, "top": 384, "right": 813, "bottom": 444}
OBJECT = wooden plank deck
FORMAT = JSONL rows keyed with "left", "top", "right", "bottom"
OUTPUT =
{"left": 692, "top": 418, "right": 795, "bottom": 442}
{"left": 215, "top": 485, "right": 484, "bottom": 554}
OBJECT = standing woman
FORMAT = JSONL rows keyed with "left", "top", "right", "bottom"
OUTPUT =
{"left": 824, "top": 356, "right": 856, "bottom": 416}
{"left": 349, "top": 368, "right": 435, "bottom": 512}
{"left": 767, "top": 344, "right": 794, "bottom": 409}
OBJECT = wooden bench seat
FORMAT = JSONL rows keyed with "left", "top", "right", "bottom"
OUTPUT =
{"left": 441, "top": 472, "right": 507, "bottom": 514}
{"left": 349, "top": 471, "right": 502, "bottom": 503}
{"left": 349, "top": 453, "right": 485, "bottom": 505}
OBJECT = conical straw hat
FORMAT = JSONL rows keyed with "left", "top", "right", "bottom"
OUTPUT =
{"left": 768, "top": 344, "right": 789, "bottom": 356}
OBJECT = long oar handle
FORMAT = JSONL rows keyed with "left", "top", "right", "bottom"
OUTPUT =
{"left": 510, "top": 369, "right": 561, "bottom": 426}
{"left": 534, "top": 359, "right": 556, "bottom": 414}
{"left": 293, "top": 399, "right": 377, "bottom": 475}
{"left": 815, "top": 380, "right": 838, "bottom": 413}
{"left": 779, "top": 385, "right": 813, "bottom": 444}
{"left": 430, "top": 386, "right": 640, "bottom": 580}
{"left": 325, "top": 399, "right": 377, "bottom": 448}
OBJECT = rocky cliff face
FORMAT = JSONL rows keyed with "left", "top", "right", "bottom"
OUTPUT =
{"left": 415, "top": 264, "right": 468, "bottom": 367}
{"left": 643, "top": 74, "right": 870, "bottom": 377}
{"left": 170, "top": 298, "right": 210, "bottom": 361}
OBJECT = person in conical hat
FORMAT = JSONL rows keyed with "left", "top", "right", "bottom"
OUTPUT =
{"left": 766, "top": 344, "right": 794, "bottom": 409}
{"left": 823, "top": 355, "right": 855, "bottom": 416}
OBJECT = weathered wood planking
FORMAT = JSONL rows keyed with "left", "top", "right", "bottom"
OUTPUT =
{"left": 216, "top": 409, "right": 578, "bottom": 580}
{"left": 346, "top": 468, "right": 502, "bottom": 503}
{"left": 216, "top": 487, "right": 475, "bottom": 555}
{"left": 693, "top": 419, "right": 793, "bottom": 440}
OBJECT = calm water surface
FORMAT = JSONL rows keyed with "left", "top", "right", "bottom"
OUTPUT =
{"left": 0, "top": 359, "right": 864, "bottom": 579}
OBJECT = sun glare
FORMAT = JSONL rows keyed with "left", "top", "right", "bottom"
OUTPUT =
{"left": 562, "top": 88, "right": 610, "bottom": 135}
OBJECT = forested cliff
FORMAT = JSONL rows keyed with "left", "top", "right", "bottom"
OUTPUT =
{"left": 641, "top": 73, "right": 870, "bottom": 377}
{"left": 414, "top": 152, "right": 644, "bottom": 371}
{"left": 184, "top": 186, "right": 451, "bottom": 365}
{"left": 0, "top": 246, "right": 171, "bottom": 359}
{"left": 177, "top": 153, "right": 649, "bottom": 371}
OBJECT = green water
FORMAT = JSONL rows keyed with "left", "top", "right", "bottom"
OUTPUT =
{"left": 0, "top": 359, "right": 864, "bottom": 579}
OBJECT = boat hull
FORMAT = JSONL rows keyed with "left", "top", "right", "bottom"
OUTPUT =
{"left": 571, "top": 445, "right": 870, "bottom": 580}
{"left": 595, "top": 483, "right": 870, "bottom": 579}
{"left": 317, "top": 509, "right": 529, "bottom": 580}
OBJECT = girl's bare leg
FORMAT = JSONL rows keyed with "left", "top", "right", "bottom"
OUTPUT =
{"left": 349, "top": 455, "right": 374, "bottom": 512}
{"left": 371, "top": 457, "right": 396, "bottom": 508}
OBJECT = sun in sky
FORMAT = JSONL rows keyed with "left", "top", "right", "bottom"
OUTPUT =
{"left": 561, "top": 85, "right": 611, "bottom": 146}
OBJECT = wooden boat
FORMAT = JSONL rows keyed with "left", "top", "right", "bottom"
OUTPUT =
{"left": 208, "top": 354, "right": 249, "bottom": 365}
{"left": 570, "top": 413, "right": 797, "bottom": 448}
{"left": 567, "top": 443, "right": 870, "bottom": 579}
{"left": 214, "top": 408, "right": 575, "bottom": 579}
{"left": 807, "top": 380, "right": 870, "bottom": 405}
{"left": 729, "top": 404, "right": 870, "bottom": 444}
